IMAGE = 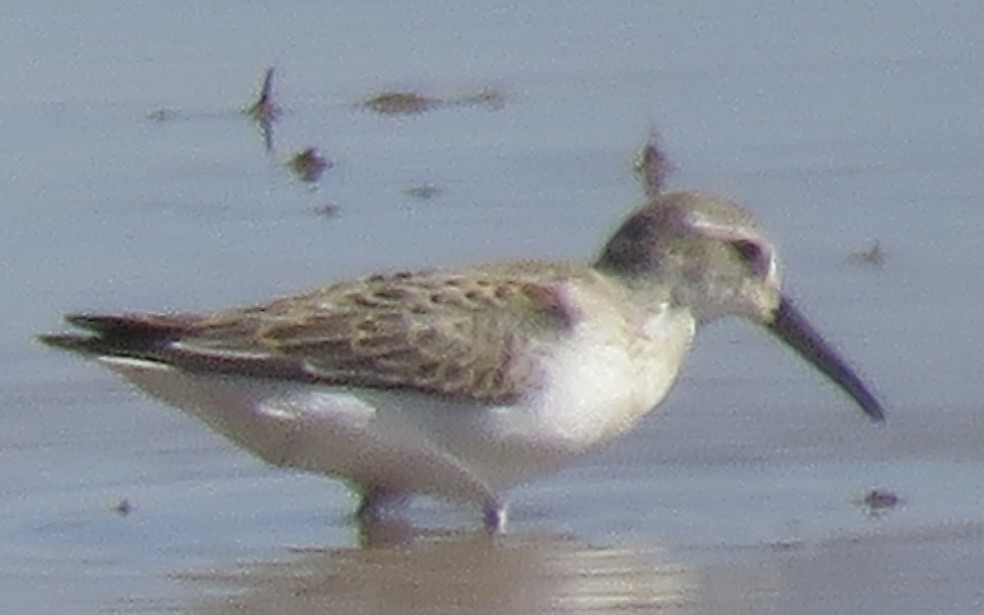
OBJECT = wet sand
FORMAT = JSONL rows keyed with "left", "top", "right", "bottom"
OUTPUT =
{"left": 3, "top": 2, "right": 984, "bottom": 613}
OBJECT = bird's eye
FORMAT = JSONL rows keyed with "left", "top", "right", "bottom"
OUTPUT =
{"left": 731, "top": 239, "right": 770, "bottom": 277}
{"left": 731, "top": 239, "right": 762, "bottom": 263}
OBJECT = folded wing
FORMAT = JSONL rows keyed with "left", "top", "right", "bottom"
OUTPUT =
{"left": 40, "top": 268, "right": 580, "bottom": 404}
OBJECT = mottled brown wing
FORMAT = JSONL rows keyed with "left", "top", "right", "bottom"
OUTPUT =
{"left": 41, "top": 269, "right": 579, "bottom": 403}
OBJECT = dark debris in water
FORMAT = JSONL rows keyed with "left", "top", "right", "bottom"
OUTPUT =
{"left": 112, "top": 498, "right": 134, "bottom": 517}
{"left": 846, "top": 239, "right": 888, "bottom": 267}
{"left": 359, "top": 87, "right": 507, "bottom": 116}
{"left": 768, "top": 539, "right": 805, "bottom": 552}
{"left": 859, "top": 488, "right": 902, "bottom": 516}
{"left": 361, "top": 91, "right": 440, "bottom": 115}
{"left": 311, "top": 202, "right": 341, "bottom": 218}
{"left": 288, "top": 147, "right": 332, "bottom": 183}
{"left": 450, "top": 87, "right": 507, "bottom": 111}
{"left": 145, "top": 107, "right": 183, "bottom": 123}
{"left": 404, "top": 184, "right": 443, "bottom": 200}
{"left": 245, "top": 66, "right": 282, "bottom": 124}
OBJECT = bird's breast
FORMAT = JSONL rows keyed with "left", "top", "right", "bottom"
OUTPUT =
{"left": 524, "top": 301, "right": 696, "bottom": 450}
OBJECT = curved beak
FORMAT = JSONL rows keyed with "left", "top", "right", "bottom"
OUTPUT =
{"left": 766, "top": 296, "right": 885, "bottom": 422}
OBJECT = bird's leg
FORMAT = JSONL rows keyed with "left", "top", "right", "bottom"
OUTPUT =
{"left": 482, "top": 500, "right": 508, "bottom": 533}
{"left": 355, "top": 486, "right": 407, "bottom": 522}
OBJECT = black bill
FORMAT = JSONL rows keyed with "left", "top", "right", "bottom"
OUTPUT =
{"left": 767, "top": 296, "right": 885, "bottom": 422}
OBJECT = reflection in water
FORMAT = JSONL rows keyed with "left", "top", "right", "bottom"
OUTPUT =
{"left": 180, "top": 529, "right": 694, "bottom": 614}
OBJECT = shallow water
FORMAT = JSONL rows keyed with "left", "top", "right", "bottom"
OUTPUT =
{"left": 3, "top": 2, "right": 984, "bottom": 613}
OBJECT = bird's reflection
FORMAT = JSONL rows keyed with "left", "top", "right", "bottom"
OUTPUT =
{"left": 179, "top": 526, "right": 693, "bottom": 615}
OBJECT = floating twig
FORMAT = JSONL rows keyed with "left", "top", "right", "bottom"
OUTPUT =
{"left": 634, "top": 129, "right": 671, "bottom": 197}
{"left": 245, "top": 67, "right": 282, "bottom": 152}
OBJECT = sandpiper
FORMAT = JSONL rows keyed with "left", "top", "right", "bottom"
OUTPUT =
{"left": 39, "top": 167, "right": 884, "bottom": 532}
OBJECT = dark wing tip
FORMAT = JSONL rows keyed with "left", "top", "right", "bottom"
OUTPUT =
{"left": 63, "top": 312, "right": 192, "bottom": 335}
{"left": 38, "top": 312, "right": 197, "bottom": 357}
